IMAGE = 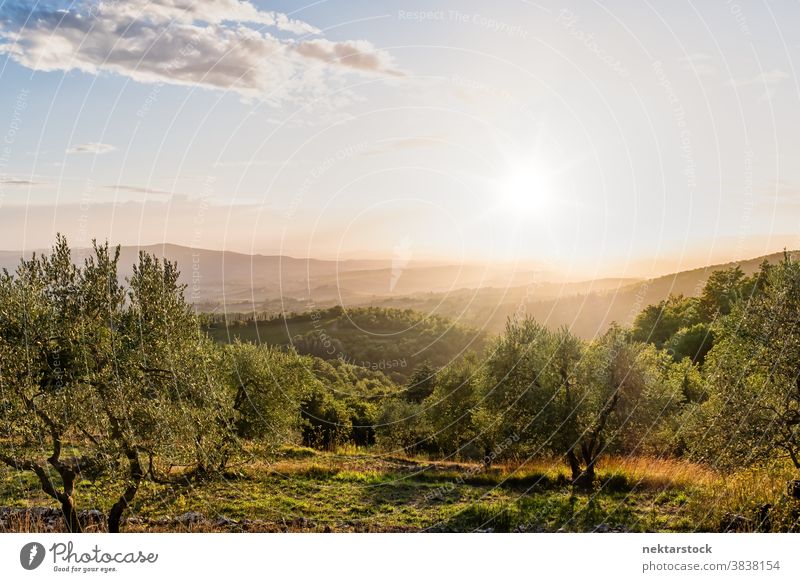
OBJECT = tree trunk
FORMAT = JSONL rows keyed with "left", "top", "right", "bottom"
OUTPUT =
{"left": 580, "top": 459, "right": 596, "bottom": 485}
{"left": 56, "top": 466, "right": 83, "bottom": 533}
{"left": 566, "top": 449, "right": 582, "bottom": 481}
{"left": 108, "top": 480, "right": 141, "bottom": 533}
{"left": 108, "top": 448, "right": 144, "bottom": 533}
{"left": 60, "top": 496, "right": 83, "bottom": 533}
{"left": 108, "top": 500, "right": 127, "bottom": 533}
{"left": 483, "top": 446, "right": 493, "bottom": 469}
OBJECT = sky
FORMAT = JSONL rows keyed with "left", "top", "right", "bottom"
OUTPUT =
{"left": 1, "top": 0, "right": 800, "bottom": 279}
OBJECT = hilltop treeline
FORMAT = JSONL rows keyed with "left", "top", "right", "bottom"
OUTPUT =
{"left": 1, "top": 238, "right": 799, "bottom": 532}
{"left": 206, "top": 305, "right": 486, "bottom": 382}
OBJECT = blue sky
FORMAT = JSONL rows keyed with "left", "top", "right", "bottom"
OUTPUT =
{"left": 1, "top": 0, "right": 800, "bottom": 277}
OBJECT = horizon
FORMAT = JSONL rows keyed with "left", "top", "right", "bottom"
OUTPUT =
{"left": 0, "top": 238, "right": 795, "bottom": 283}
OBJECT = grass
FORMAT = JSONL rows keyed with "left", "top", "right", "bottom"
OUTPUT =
{"left": 1, "top": 446, "right": 799, "bottom": 533}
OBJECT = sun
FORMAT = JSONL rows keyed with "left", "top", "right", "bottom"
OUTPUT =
{"left": 494, "top": 162, "right": 554, "bottom": 217}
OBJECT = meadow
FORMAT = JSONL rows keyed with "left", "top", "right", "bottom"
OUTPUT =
{"left": 1, "top": 444, "right": 796, "bottom": 533}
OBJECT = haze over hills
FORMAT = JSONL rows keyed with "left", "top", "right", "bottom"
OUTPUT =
{"left": 386, "top": 250, "right": 797, "bottom": 339}
{"left": 0, "top": 244, "right": 581, "bottom": 309}
{"left": 1, "top": 244, "right": 794, "bottom": 339}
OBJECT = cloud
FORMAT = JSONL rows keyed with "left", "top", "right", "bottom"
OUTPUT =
{"left": 107, "top": 0, "right": 321, "bottom": 35}
{"left": 104, "top": 184, "right": 180, "bottom": 196}
{"left": 364, "top": 136, "right": 443, "bottom": 156}
{"left": 679, "top": 53, "right": 718, "bottom": 78}
{"left": 295, "top": 39, "right": 404, "bottom": 77}
{"left": 67, "top": 142, "right": 117, "bottom": 154}
{"left": 0, "top": 1, "right": 403, "bottom": 101}
{"left": 731, "top": 69, "right": 791, "bottom": 87}
{"left": 730, "top": 69, "right": 790, "bottom": 101}
{"left": 0, "top": 178, "right": 41, "bottom": 186}
{"left": 213, "top": 159, "right": 302, "bottom": 169}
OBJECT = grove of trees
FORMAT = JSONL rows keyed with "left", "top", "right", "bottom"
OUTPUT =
{"left": 1, "top": 238, "right": 799, "bottom": 531}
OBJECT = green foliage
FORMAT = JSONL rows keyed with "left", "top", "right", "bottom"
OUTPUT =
{"left": 664, "top": 323, "right": 714, "bottom": 364}
{"left": 0, "top": 236, "right": 234, "bottom": 531}
{"left": 306, "top": 357, "right": 398, "bottom": 447}
{"left": 687, "top": 255, "right": 800, "bottom": 471}
{"left": 224, "top": 342, "right": 310, "bottom": 444}
{"left": 423, "top": 356, "right": 484, "bottom": 458}
{"left": 300, "top": 383, "right": 353, "bottom": 450}
{"left": 697, "top": 266, "right": 746, "bottom": 321}
{"left": 403, "top": 362, "right": 438, "bottom": 403}
{"left": 375, "top": 398, "right": 432, "bottom": 453}
{"left": 631, "top": 295, "right": 699, "bottom": 348}
{"left": 207, "top": 306, "right": 485, "bottom": 383}
{"left": 631, "top": 266, "right": 768, "bottom": 364}
{"left": 5, "top": 236, "right": 800, "bottom": 532}
{"left": 479, "top": 318, "right": 558, "bottom": 458}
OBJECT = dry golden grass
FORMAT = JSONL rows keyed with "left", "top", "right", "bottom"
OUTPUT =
{"left": 600, "top": 456, "right": 721, "bottom": 491}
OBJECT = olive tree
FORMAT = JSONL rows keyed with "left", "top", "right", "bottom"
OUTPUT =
{"left": 689, "top": 255, "right": 800, "bottom": 473}
{"left": 423, "top": 355, "right": 484, "bottom": 458}
{"left": 0, "top": 238, "right": 96, "bottom": 532}
{"left": 479, "top": 317, "right": 559, "bottom": 460}
{"left": 559, "top": 327, "right": 686, "bottom": 485}
{"left": 224, "top": 341, "right": 309, "bottom": 444}
{"left": 0, "top": 237, "right": 232, "bottom": 532}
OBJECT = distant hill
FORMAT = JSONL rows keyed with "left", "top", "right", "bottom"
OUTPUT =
{"left": 2, "top": 244, "right": 795, "bottom": 339}
{"left": 1, "top": 244, "right": 406, "bottom": 309}
{"left": 0, "top": 244, "right": 595, "bottom": 311}
{"left": 370, "top": 251, "right": 798, "bottom": 339}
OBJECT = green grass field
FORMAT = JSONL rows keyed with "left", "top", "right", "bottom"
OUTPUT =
{"left": 3, "top": 446, "right": 794, "bottom": 533}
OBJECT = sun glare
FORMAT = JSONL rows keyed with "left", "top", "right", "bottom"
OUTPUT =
{"left": 495, "top": 162, "right": 554, "bottom": 217}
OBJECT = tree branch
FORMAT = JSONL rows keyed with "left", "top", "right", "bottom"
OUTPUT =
{"left": 0, "top": 452, "right": 65, "bottom": 503}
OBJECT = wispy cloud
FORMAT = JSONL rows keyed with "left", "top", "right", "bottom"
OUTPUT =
{"left": 730, "top": 69, "right": 790, "bottom": 102}
{"left": 0, "top": 0, "right": 403, "bottom": 102}
{"left": 731, "top": 69, "right": 791, "bottom": 87}
{"left": 364, "top": 136, "right": 444, "bottom": 156}
{"left": 679, "top": 53, "right": 718, "bottom": 78}
{"left": 212, "top": 159, "right": 302, "bottom": 169}
{"left": 104, "top": 184, "right": 180, "bottom": 197}
{"left": 67, "top": 142, "right": 117, "bottom": 155}
{"left": 0, "top": 178, "right": 42, "bottom": 186}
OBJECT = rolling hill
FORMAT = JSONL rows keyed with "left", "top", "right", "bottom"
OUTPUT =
{"left": 2, "top": 244, "right": 795, "bottom": 340}
{"left": 371, "top": 251, "right": 797, "bottom": 338}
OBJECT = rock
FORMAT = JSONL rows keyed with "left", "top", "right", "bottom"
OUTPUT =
{"left": 81, "top": 509, "right": 104, "bottom": 523}
{"left": 176, "top": 511, "right": 204, "bottom": 525}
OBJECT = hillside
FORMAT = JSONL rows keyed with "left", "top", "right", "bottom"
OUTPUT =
{"left": 0, "top": 245, "right": 558, "bottom": 311}
{"left": 3, "top": 244, "right": 796, "bottom": 339}
{"left": 206, "top": 306, "right": 487, "bottom": 382}
{"left": 368, "top": 251, "right": 799, "bottom": 339}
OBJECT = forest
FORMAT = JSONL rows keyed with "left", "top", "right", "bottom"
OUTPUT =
{"left": 1, "top": 236, "right": 799, "bottom": 533}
